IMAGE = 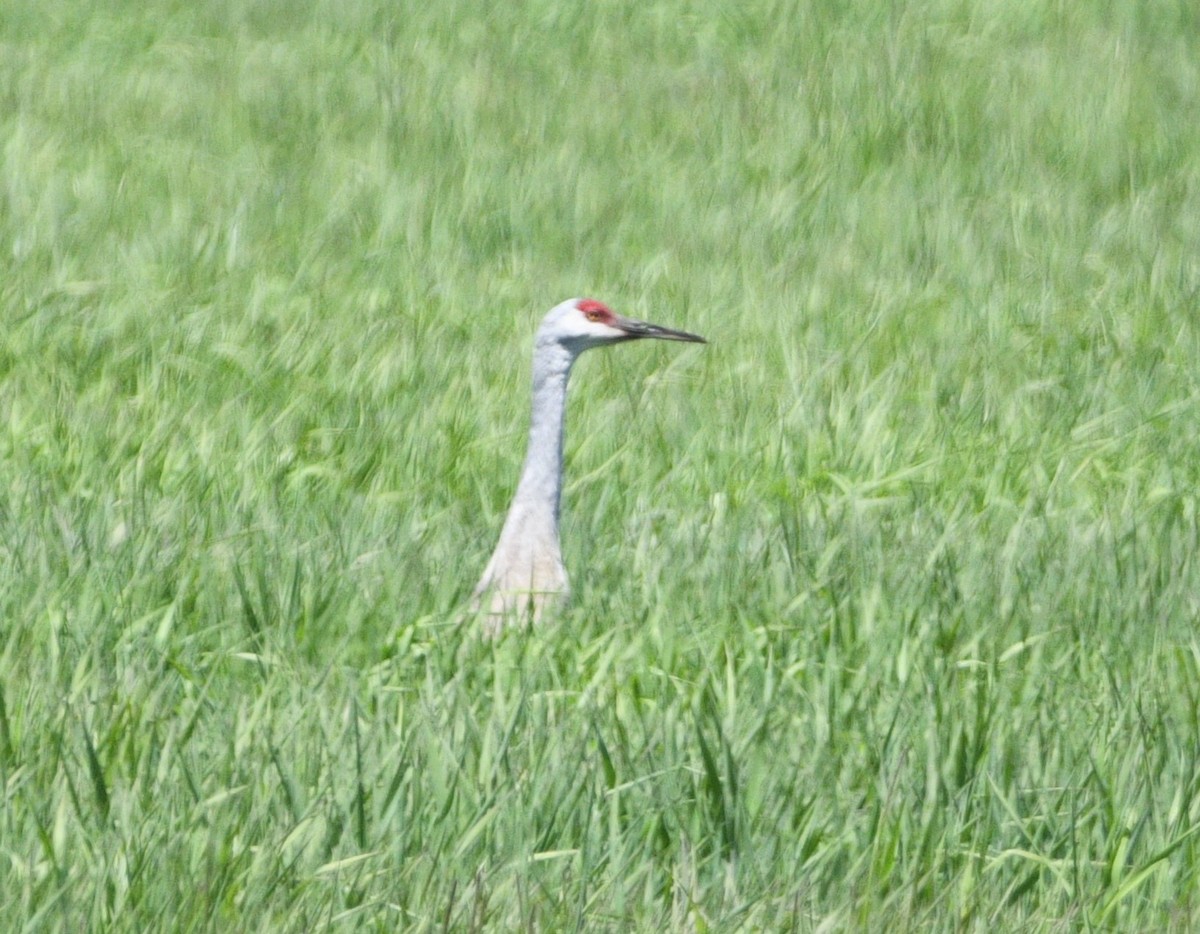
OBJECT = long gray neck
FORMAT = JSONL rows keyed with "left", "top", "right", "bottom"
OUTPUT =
{"left": 510, "top": 341, "right": 575, "bottom": 526}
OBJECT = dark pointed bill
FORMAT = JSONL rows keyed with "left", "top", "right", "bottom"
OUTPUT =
{"left": 612, "top": 314, "right": 707, "bottom": 344}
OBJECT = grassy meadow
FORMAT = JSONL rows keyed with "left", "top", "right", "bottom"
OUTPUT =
{"left": 3, "top": 0, "right": 1200, "bottom": 928}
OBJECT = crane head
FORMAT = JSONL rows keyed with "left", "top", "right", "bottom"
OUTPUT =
{"left": 537, "top": 298, "right": 707, "bottom": 353}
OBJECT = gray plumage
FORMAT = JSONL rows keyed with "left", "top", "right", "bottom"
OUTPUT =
{"left": 473, "top": 298, "right": 705, "bottom": 636}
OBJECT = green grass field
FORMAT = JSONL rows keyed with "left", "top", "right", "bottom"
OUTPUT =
{"left": 3, "top": 0, "right": 1200, "bottom": 929}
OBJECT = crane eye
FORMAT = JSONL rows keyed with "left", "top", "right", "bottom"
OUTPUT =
{"left": 577, "top": 300, "right": 612, "bottom": 323}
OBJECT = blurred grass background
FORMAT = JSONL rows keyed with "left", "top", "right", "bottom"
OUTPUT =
{"left": 2, "top": 0, "right": 1200, "bottom": 929}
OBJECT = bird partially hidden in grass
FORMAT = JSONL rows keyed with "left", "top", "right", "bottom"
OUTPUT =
{"left": 472, "top": 298, "right": 706, "bottom": 637}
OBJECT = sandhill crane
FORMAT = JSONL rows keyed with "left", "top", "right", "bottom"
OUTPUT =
{"left": 473, "top": 298, "right": 706, "bottom": 635}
